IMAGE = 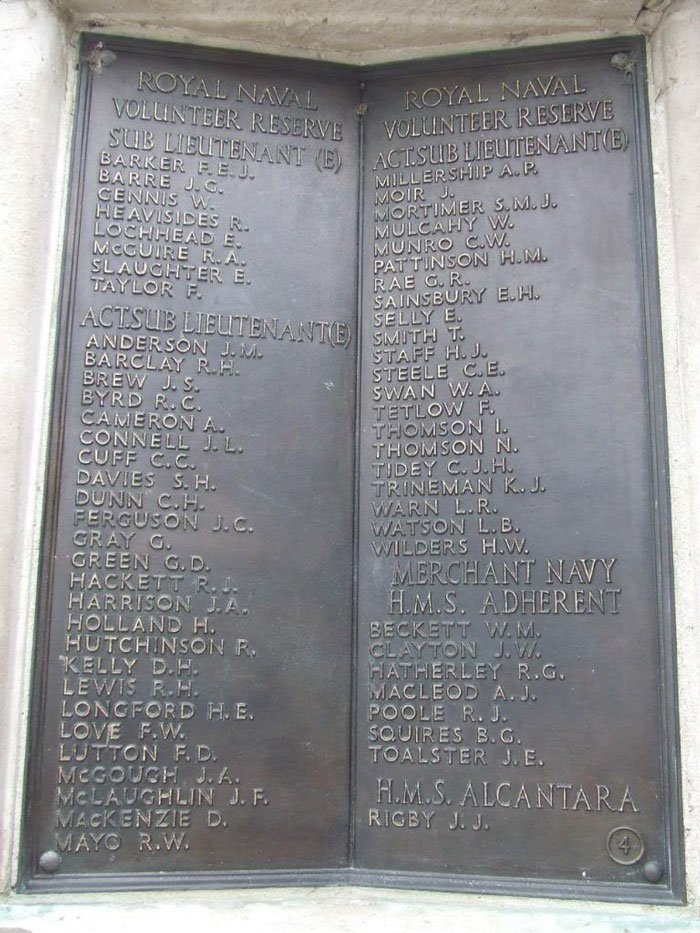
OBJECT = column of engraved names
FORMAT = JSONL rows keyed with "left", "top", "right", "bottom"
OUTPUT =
{"left": 57, "top": 80, "right": 259, "bottom": 860}
{"left": 361, "top": 64, "right": 632, "bottom": 845}
{"left": 53, "top": 59, "right": 354, "bottom": 865}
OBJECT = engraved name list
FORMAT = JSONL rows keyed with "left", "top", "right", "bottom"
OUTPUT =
{"left": 22, "top": 36, "right": 682, "bottom": 904}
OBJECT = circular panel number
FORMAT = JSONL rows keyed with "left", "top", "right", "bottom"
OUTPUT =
{"left": 606, "top": 827, "right": 645, "bottom": 865}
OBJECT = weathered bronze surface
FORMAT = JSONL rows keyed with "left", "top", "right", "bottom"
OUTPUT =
{"left": 22, "top": 35, "right": 682, "bottom": 903}
{"left": 25, "top": 41, "right": 359, "bottom": 880}
{"left": 354, "top": 52, "right": 679, "bottom": 893}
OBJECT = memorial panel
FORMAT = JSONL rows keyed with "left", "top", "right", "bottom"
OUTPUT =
{"left": 23, "top": 40, "right": 359, "bottom": 884}
{"left": 353, "top": 45, "right": 682, "bottom": 901}
{"left": 22, "top": 35, "right": 682, "bottom": 904}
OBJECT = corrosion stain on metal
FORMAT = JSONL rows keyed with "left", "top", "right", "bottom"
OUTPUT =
{"left": 84, "top": 41, "right": 117, "bottom": 73}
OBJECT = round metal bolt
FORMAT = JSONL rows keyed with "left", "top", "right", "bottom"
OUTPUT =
{"left": 38, "top": 850, "right": 62, "bottom": 874}
{"left": 643, "top": 859, "right": 664, "bottom": 883}
{"left": 610, "top": 52, "right": 635, "bottom": 75}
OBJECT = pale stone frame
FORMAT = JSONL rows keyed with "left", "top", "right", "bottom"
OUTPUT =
{"left": 0, "top": 1, "right": 698, "bottom": 928}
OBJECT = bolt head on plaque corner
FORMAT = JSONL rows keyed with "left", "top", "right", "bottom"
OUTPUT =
{"left": 38, "top": 849, "right": 62, "bottom": 874}
{"left": 643, "top": 860, "right": 664, "bottom": 883}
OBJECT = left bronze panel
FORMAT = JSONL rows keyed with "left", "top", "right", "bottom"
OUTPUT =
{"left": 22, "top": 36, "right": 359, "bottom": 888}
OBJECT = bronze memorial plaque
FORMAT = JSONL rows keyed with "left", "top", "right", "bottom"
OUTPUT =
{"left": 22, "top": 35, "right": 683, "bottom": 903}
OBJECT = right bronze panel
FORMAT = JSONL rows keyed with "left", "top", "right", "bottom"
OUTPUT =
{"left": 354, "top": 39, "right": 683, "bottom": 902}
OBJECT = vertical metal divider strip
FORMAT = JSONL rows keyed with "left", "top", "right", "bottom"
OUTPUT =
{"left": 348, "top": 78, "right": 367, "bottom": 871}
